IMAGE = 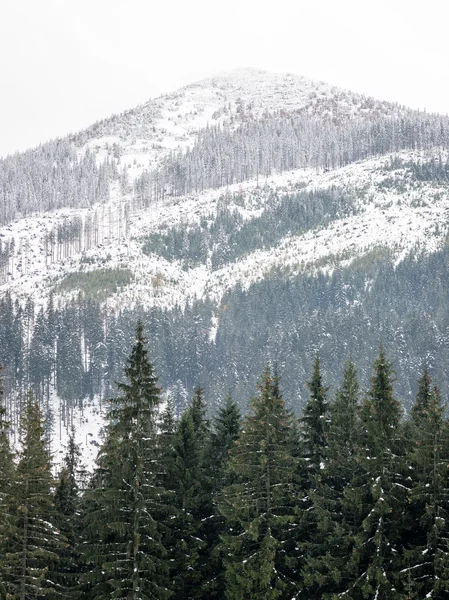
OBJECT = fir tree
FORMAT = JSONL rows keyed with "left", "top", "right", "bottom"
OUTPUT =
{"left": 291, "top": 355, "right": 329, "bottom": 599}
{"left": 167, "top": 409, "right": 205, "bottom": 599}
{"left": 209, "top": 393, "right": 241, "bottom": 490}
{"left": 204, "top": 394, "right": 241, "bottom": 600}
{"left": 165, "top": 385, "right": 212, "bottom": 599}
{"left": 300, "top": 354, "right": 329, "bottom": 480}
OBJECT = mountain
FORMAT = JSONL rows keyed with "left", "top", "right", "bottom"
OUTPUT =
{"left": 1, "top": 68, "right": 449, "bottom": 468}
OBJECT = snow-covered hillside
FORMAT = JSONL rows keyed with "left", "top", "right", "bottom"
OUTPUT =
{"left": 71, "top": 67, "right": 408, "bottom": 183}
{"left": 2, "top": 68, "right": 449, "bottom": 471}
{"left": 2, "top": 149, "right": 448, "bottom": 316}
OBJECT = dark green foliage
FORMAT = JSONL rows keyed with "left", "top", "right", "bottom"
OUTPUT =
{"left": 300, "top": 354, "right": 329, "bottom": 479}
{"left": 219, "top": 365, "right": 299, "bottom": 599}
{"left": 300, "top": 361, "right": 362, "bottom": 598}
{"left": 400, "top": 369, "right": 449, "bottom": 599}
{"left": 292, "top": 356, "right": 330, "bottom": 599}
{"left": 56, "top": 304, "right": 84, "bottom": 404}
{"left": 82, "top": 322, "right": 170, "bottom": 600}
{"left": 0, "top": 371, "right": 14, "bottom": 596}
{"left": 204, "top": 395, "right": 242, "bottom": 599}
{"left": 53, "top": 428, "right": 83, "bottom": 598}
{"left": 142, "top": 187, "right": 355, "bottom": 269}
{"left": 3, "top": 392, "right": 65, "bottom": 599}
{"left": 340, "top": 347, "right": 408, "bottom": 600}
{"left": 5, "top": 318, "right": 449, "bottom": 598}
{"left": 166, "top": 386, "right": 212, "bottom": 599}
{"left": 209, "top": 394, "right": 241, "bottom": 488}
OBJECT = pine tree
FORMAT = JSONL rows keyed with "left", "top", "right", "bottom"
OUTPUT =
{"left": 219, "top": 365, "right": 299, "bottom": 600}
{"left": 3, "top": 391, "right": 65, "bottom": 599}
{"left": 400, "top": 368, "right": 449, "bottom": 598}
{"left": 82, "top": 322, "right": 170, "bottom": 600}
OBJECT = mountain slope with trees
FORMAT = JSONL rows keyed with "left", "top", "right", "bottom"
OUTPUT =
{"left": 0, "top": 69, "right": 449, "bottom": 466}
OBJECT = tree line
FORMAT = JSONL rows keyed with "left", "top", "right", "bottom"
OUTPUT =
{"left": 135, "top": 110, "right": 449, "bottom": 201}
{"left": 0, "top": 140, "right": 115, "bottom": 226}
{"left": 1, "top": 323, "right": 449, "bottom": 599}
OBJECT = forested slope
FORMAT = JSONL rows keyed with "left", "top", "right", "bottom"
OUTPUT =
{"left": 2, "top": 326, "right": 449, "bottom": 598}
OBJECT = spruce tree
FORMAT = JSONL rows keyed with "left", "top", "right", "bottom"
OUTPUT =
{"left": 209, "top": 393, "right": 241, "bottom": 491}
{"left": 164, "top": 385, "right": 213, "bottom": 599}
{"left": 300, "top": 361, "right": 362, "bottom": 598}
{"left": 340, "top": 346, "right": 407, "bottom": 600}
{"left": 292, "top": 355, "right": 329, "bottom": 599}
{"left": 300, "top": 354, "right": 329, "bottom": 481}
{"left": 52, "top": 427, "right": 82, "bottom": 598}
{"left": 0, "top": 371, "right": 14, "bottom": 599}
{"left": 205, "top": 394, "right": 241, "bottom": 600}
{"left": 168, "top": 409, "right": 205, "bottom": 599}
{"left": 219, "top": 365, "right": 298, "bottom": 600}
{"left": 3, "top": 391, "right": 65, "bottom": 599}
{"left": 82, "top": 322, "right": 170, "bottom": 600}
{"left": 400, "top": 369, "right": 449, "bottom": 598}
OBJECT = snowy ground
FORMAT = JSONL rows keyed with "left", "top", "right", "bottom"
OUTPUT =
{"left": 1, "top": 148, "right": 448, "bottom": 318}
{"left": 3, "top": 69, "right": 445, "bottom": 474}
{"left": 78, "top": 67, "right": 408, "bottom": 183}
{"left": 3, "top": 151, "right": 447, "bottom": 473}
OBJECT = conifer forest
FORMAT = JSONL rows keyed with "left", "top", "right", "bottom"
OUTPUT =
{"left": 1, "top": 322, "right": 449, "bottom": 599}
{"left": 2, "top": 68, "right": 449, "bottom": 599}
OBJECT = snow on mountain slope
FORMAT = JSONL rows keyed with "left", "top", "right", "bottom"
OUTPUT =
{"left": 4, "top": 147, "right": 446, "bottom": 470}
{"left": 72, "top": 67, "right": 408, "bottom": 182}
{"left": 1, "top": 149, "right": 448, "bottom": 315}
{"left": 2, "top": 69, "right": 447, "bottom": 470}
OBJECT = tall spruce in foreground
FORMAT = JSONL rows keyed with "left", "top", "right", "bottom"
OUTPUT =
{"left": 219, "top": 366, "right": 298, "bottom": 600}
{"left": 400, "top": 368, "right": 449, "bottom": 598}
{"left": 341, "top": 346, "right": 407, "bottom": 600}
{"left": 82, "top": 322, "right": 170, "bottom": 600}
{"left": 0, "top": 372, "right": 14, "bottom": 599}
{"left": 300, "top": 361, "right": 362, "bottom": 598}
{"left": 3, "top": 392, "right": 64, "bottom": 599}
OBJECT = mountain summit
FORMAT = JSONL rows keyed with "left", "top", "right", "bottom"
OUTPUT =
{"left": 67, "top": 67, "right": 406, "bottom": 184}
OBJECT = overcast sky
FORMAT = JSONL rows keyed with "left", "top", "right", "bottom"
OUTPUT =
{"left": 1, "top": 0, "right": 447, "bottom": 158}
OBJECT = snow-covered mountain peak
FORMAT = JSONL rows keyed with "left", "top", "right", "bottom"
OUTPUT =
{"left": 72, "top": 67, "right": 408, "bottom": 184}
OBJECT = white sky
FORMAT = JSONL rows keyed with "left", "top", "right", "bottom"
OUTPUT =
{"left": 1, "top": 0, "right": 448, "bottom": 158}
